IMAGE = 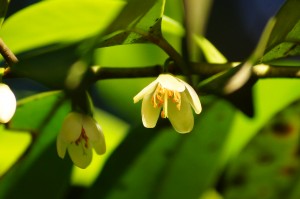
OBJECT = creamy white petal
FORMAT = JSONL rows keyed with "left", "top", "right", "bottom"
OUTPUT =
{"left": 141, "top": 94, "right": 161, "bottom": 128}
{"left": 91, "top": 138, "right": 106, "bottom": 155}
{"left": 133, "top": 79, "right": 158, "bottom": 103}
{"left": 0, "top": 83, "right": 16, "bottom": 123}
{"left": 68, "top": 142, "right": 93, "bottom": 169}
{"left": 82, "top": 115, "right": 106, "bottom": 155}
{"left": 157, "top": 74, "right": 185, "bottom": 92}
{"left": 179, "top": 80, "right": 202, "bottom": 114}
{"left": 56, "top": 134, "right": 68, "bottom": 159}
{"left": 82, "top": 115, "right": 101, "bottom": 141}
{"left": 168, "top": 92, "right": 194, "bottom": 133}
{"left": 60, "top": 112, "right": 83, "bottom": 142}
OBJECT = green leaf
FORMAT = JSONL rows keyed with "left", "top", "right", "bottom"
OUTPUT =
{"left": 11, "top": 43, "right": 80, "bottom": 88}
{"left": 221, "top": 79, "right": 300, "bottom": 170}
{"left": 161, "top": 16, "right": 185, "bottom": 37}
{"left": 263, "top": 0, "right": 300, "bottom": 62}
{"left": 8, "top": 91, "right": 67, "bottom": 131}
{"left": 85, "top": 99, "right": 235, "bottom": 199}
{"left": 222, "top": 99, "right": 300, "bottom": 199}
{"left": 161, "top": 16, "right": 227, "bottom": 63}
{"left": 193, "top": 34, "right": 227, "bottom": 63}
{"left": 99, "top": 0, "right": 166, "bottom": 46}
{"left": 0, "top": 0, "right": 125, "bottom": 55}
{"left": 0, "top": 91, "right": 72, "bottom": 199}
{"left": 84, "top": 124, "right": 159, "bottom": 199}
{"left": 266, "top": 0, "right": 300, "bottom": 51}
{"left": 183, "top": 0, "right": 213, "bottom": 61}
{"left": 0, "top": 0, "right": 9, "bottom": 27}
{"left": 198, "top": 64, "right": 256, "bottom": 117}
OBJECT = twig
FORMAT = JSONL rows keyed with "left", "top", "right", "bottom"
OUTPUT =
{"left": 0, "top": 38, "right": 18, "bottom": 67}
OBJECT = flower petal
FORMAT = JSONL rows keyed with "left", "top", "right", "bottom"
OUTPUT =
{"left": 142, "top": 94, "right": 161, "bottom": 128}
{"left": 179, "top": 80, "right": 202, "bottom": 114}
{"left": 168, "top": 92, "right": 194, "bottom": 133}
{"left": 0, "top": 83, "right": 16, "bottom": 123}
{"left": 157, "top": 74, "right": 185, "bottom": 92}
{"left": 68, "top": 142, "right": 93, "bottom": 169}
{"left": 56, "top": 134, "right": 68, "bottom": 159}
{"left": 82, "top": 116, "right": 106, "bottom": 155}
{"left": 82, "top": 116, "right": 101, "bottom": 141}
{"left": 60, "top": 112, "right": 82, "bottom": 142}
{"left": 133, "top": 79, "right": 158, "bottom": 103}
{"left": 91, "top": 139, "right": 106, "bottom": 155}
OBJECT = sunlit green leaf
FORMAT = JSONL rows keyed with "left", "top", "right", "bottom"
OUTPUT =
{"left": 8, "top": 91, "right": 67, "bottom": 130}
{"left": 193, "top": 35, "right": 227, "bottom": 63}
{"left": 71, "top": 108, "right": 129, "bottom": 187}
{"left": 0, "top": 127, "right": 31, "bottom": 175}
{"left": 161, "top": 16, "right": 227, "bottom": 63}
{"left": 222, "top": 99, "right": 300, "bottom": 199}
{"left": 0, "top": 91, "right": 72, "bottom": 199}
{"left": 0, "top": 0, "right": 125, "bottom": 55}
{"left": 85, "top": 99, "right": 235, "bottom": 199}
{"left": 221, "top": 79, "right": 300, "bottom": 168}
{"left": 84, "top": 124, "right": 159, "bottom": 199}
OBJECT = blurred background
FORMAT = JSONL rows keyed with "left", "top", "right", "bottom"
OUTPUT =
{"left": 2, "top": 1, "right": 300, "bottom": 199}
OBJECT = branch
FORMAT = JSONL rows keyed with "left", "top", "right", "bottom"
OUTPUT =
{"left": 3, "top": 57, "right": 300, "bottom": 81}
{"left": 0, "top": 38, "right": 18, "bottom": 67}
{"left": 252, "top": 64, "right": 300, "bottom": 78}
{"left": 89, "top": 62, "right": 300, "bottom": 81}
{"left": 90, "top": 65, "right": 163, "bottom": 80}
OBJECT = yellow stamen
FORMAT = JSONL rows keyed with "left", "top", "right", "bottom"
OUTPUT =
{"left": 151, "top": 84, "right": 182, "bottom": 118}
{"left": 161, "top": 110, "right": 165, "bottom": 118}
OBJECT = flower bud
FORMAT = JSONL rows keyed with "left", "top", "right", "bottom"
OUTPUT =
{"left": 0, "top": 83, "right": 16, "bottom": 123}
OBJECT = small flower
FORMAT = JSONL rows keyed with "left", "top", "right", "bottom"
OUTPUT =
{"left": 0, "top": 83, "right": 16, "bottom": 123}
{"left": 133, "top": 74, "right": 202, "bottom": 133}
{"left": 56, "top": 112, "right": 106, "bottom": 169}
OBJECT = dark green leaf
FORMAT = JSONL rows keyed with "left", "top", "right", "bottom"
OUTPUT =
{"left": 197, "top": 18, "right": 274, "bottom": 116}
{"left": 0, "top": 0, "right": 9, "bottom": 27}
{"left": 99, "top": 0, "right": 166, "bottom": 47}
{"left": 266, "top": 0, "right": 300, "bottom": 51}
{"left": 263, "top": 0, "right": 300, "bottom": 62}
{"left": 198, "top": 65, "right": 257, "bottom": 117}
{"left": 11, "top": 43, "right": 83, "bottom": 89}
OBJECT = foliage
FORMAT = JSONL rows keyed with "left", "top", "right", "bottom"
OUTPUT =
{"left": 0, "top": 0, "right": 300, "bottom": 199}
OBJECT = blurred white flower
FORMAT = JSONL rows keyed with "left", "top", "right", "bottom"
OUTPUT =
{"left": 57, "top": 112, "right": 106, "bottom": 169}
{"left": 134, "top": 74, "right": 202, "bottom": 133}
{"left": 0, "top": 83, "right": 16, "bottom": 123}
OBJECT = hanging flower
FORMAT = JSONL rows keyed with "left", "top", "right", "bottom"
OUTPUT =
{"left": 133, "top": 74, "right": 202, "bottom": 133}
{"left": 56, "top": 112, "right": 106, "bottom": 169}
{"left": 0, "top": 83, "right": 16, "bottom": 123}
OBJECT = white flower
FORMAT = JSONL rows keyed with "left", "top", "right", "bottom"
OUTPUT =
{"left": 0, "top": 83, "right": 16, "bottom": 123}
{"left": 56, "top": 112, "right": 106, "bottom": 169}
{"left": 133, "top": 74, "right": 202, "bottom": 133}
